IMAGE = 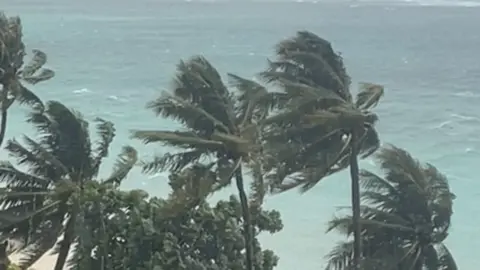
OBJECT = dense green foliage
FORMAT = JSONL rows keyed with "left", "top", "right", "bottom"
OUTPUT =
{"left": 69, "top": 170, "right": 282, "bottom": 270}
{"left": 0, "top": 10, "right": 458, "bottom": 270}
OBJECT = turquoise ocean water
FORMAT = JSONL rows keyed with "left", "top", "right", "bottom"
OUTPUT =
{"left": 2, "top": 0, "right": 480, "bottom": 268}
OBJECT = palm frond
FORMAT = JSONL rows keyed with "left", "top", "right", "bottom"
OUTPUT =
{"left": 26, "top": 101, "right": 92, "bottom": 177}
{"left": 21, "top": 68, "right": 54, "bottom": 85}
{"left": 423, "top": 163, "right": 455, "bottom": 225}
{"left": 92, "top": 118, "right": 116, "bottom": 176}
{"left": 141, "top": 149, "right": 205, "bottom": 174}
{"left": 103, "top": 146, "right": 137, "bottom": 185}
{"left": 375, "top": 144, "right": 426, "bottom": 188}
{"left": 132, "top": 130, "right": 224, "bottom": 150}
{"left": 271, "top": 31, "right": 352, "bottom": 101}
{"left": 359, "top": 169, "right": 396, "bottom": 194}
{"left": 171, "top": 56, "right": 236, "bottom": 133}
{"left": 147, "top": 92, "right": 230, "bottom": 134}
{"left": 227, "top": 73, "right": 270, "bottom": 125}
{"left": 269, "top": 134, "right": 351, "bottom": 193}
{"left": 5, "top": 138, "right": 65, "bottom": 178}
{"left": 437, "top": 244, "right": 457, "bottom": 270}
{"left": 355, "top": 82, "right": 384, "bottom": 110}
{"left": 14, "top": 84, "right": 44, "bottom": 110}
{"left": 20, "top": 50, "right": 46, "bottom": 78}
{"left": 326, "top": 209, "right": 413, "bottom": 236}
{"left": 358, "top": 125, "right": 380, "bottom": 159}
{"left": 21, "top": 136, "right": 69, "bottom": 177}
{"left": 0, "top": 200, "right": 60, "bottom": 231}
{"left": 325, "top": 241, "right": 353, "bottom": 270}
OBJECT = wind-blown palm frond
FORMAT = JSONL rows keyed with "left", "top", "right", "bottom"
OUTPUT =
{"left": 92, "top": 118, "right": 116, "bottom": 176}
{"left": 355, "top": 82, "right": 384, "bottom": 110}
{"left": 227, "top": 73, "right": 276, "bottom": 125}
{"left": 325, "top": 145, "right": 457, "bottom": 269}
{"left": 103, "top": 146, "right": 137, "bottom": 185}
{"left": 0, "top": 100, "right": 135, "bottom": 269}
{"left": 19, "top": 50, "right": 47, "bottom": 78}
{"left": 260, "top": 31, "right": 383, "bottom": 194}
{"left": 262, "top": 31, "right": 351, "bottom": 101}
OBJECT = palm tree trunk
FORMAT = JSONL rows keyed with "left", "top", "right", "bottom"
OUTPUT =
{"left": 54, "top": 209, "right": 78, "bottom": 270}
{"left": 349, "top": 130, "right": 362, "bottom": 270}
{"left": 234, "top": 167, "right": 254, "bottom": 270}
{"left": 0, "top": 108, "right": 7, "bottom": 147}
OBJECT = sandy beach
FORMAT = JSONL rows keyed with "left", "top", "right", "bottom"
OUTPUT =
{"left": 10, "top": 252, "right": 61, "bottom": 270}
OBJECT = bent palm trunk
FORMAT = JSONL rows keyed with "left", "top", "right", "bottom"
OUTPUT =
{"left": 0, "top": 108, "right": 7, "bottom": 147}
{"left": 235, "top": 167, "right": 254, "bottom": 270}
{"left": 54, "top": 208, "right": 77, "bottom": 270}
{"left": 349, "top": 131, "right": 362, "bottom": 269}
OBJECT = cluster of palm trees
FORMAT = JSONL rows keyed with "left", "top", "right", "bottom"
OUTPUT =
{"left": 0, "top": 11, "right": 457, "bottom": 270}
{"left": 131, "top": 32, "right": 385, "bottom": 270}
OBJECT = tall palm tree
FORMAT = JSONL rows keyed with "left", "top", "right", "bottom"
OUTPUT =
{"left": 259, "top": 31, "right": 384, "bottom": 268}
{"left": 0, "top": 13, "right": 55, "bottom": 146}
{"left": 132, "top": 56, "right": 271, "bottom": 270}
{"left": 325, "top": 145, "right": 457, "bottom": 270}
{"left": 0, "top": 101, "right": 137, "bottom": 270}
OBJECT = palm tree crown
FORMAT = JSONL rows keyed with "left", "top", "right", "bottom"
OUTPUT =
{"left": 326, "top": 145, "right": 457, "bottom": 270}
{"left": 0, "top": 101, "right": 137, "bottom": 269}
{"left": 260, "top": 31, "right": 384, "bottom": 192}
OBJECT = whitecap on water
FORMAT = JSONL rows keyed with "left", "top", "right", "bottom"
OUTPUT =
{"left": 73, "top": 88, "right": 91, "bottom": 94}
{"left": 432, "top": 120, "right": 452, "bottom": 129}
{"left": 452, "top": 91, "right": 480, "bottom": 98}
{"left": 107, "top": 95, "right": 128, "bottom": 102}
{"left": 450, "top": 113, "right": 479, "bottom": 122}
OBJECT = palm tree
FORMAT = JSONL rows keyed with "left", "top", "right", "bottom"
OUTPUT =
{"left": 325, "top": 145, "right": 457, "bottom": 270}
{"left": 0, "top": 101, "right": 137, "bottom": 270}
{"left": 0, "top": 13, "right": 55, "bottom": 146}
{"left": 259, "top": 31, "right": 384, "bottom": 268}
{"left": 132, "top": 56, "right": 271, "bottom": 270}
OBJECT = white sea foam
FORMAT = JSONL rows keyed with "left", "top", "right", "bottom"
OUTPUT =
{"left": 452, "top": 91, "right": 480, "bottom": 98}
{"left": 450, "top": 113, "right": 479, "bottom": 122}
{"left": 73, "top": 88, "right": 91, "bottom": 94}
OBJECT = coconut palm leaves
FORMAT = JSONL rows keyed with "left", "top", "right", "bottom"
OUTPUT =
{"left": 261, "top": 31, "right": 383, "bottom": 192}
{"left": 325, "top": 145, "right": 457, "bottom": 270}
{"left": 0, "top": 13, "right": 54, "bottom": 146}
{"left": 0, "top": 101, "right": 136, "bottom": 270}
{"left": 132, "top": 56, "right": 271, "bottom": 270}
